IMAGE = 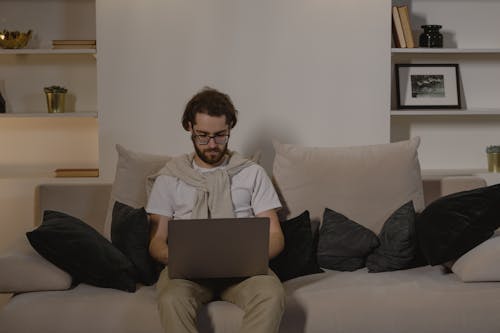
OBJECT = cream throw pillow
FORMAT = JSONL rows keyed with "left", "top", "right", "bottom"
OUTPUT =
{"left": 103, "top": 145, "right": 172, "bottom": 239}
{"left": 0, "top": 237, "right": 72, "bottom": 293}
{"left": 272, "top": 137, "right": 424, "bottom": 234}
{"left": 452, "top": 232, "right": 500, "bottom": 282}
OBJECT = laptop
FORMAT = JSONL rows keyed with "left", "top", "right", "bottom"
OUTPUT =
{"left": 167, "top": 217, "right": 270, "bottom": 279}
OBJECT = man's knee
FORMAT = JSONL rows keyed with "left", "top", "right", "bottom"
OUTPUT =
{"left": 248, "top": 275, "right": 285, "bottom": 309}
{"left": 158, "top": 281, "right": 200, "bottom": 311}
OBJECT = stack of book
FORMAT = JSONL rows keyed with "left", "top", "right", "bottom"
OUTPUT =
{"left": 52, "top": 39, "right": 96, "bottom": 49}
{"left": 54, "top": 168, "right": 99, "bottom": 178}
{"left": 392, "top": 5, "right": 415, "bottom": 48}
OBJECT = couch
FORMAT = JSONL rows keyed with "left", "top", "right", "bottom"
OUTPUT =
{"left": 1, "top": 138, "right": 500, "bottom": 333}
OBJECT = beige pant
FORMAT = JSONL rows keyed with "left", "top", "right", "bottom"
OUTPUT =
{"left": 156, "top": 267, "right": 285, "bottom": 333}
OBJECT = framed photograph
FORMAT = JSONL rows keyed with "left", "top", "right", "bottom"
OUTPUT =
{"left": 395, "top": 64, "right": 461, "bottom": 109}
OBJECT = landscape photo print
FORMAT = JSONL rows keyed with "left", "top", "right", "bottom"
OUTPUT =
{"left": 396, "top": 64, "right": 461, "bottom": 109}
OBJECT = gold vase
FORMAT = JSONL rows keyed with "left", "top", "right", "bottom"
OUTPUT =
{"left": 45, "top": 92, "right": 66, "bottom": 113}
{"left": 487, "top": 153, "right": 500, "bottom": 172}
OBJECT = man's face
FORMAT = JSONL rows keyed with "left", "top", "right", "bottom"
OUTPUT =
{"left": 190, "top": 113, "right": 230, "bottom": 167}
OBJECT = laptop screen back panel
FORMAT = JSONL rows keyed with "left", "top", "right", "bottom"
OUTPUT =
{"left": 168, "top": 218, "right": 269, "bottom": 279}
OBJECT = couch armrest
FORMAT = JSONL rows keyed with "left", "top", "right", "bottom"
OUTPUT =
{"left": 35, "top": 183, "right": 112, "bottom": 233}
{"left": 422, "top": 176, "right": 487, "bottom": 206}
{"left": 0, "top": 236, "right": 71, "bottom": 293}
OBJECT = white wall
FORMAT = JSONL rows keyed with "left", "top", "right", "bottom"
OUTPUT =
{"left": 97, "top": 0, "right": 391, "bottom": 178}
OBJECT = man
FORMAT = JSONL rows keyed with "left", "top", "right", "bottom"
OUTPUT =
{"left": 146, "top": 87, "right": 285, "bottom": 333}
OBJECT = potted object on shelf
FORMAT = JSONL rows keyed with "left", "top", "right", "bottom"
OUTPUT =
{"left": 0, "top": 29, "right": 32, "bottom": 49}
{"left": 44, "top": 85, "right": 67, "bottom": 113}
{"left": 486, "top": 145, "right": 500, "bottom": 173}
{"left": 419, "top": 25, "right": 443, "bottom": 48}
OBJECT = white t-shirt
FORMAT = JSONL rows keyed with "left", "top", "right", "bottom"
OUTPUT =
{"left": 146, "top": 161, "right": 281, "bottom": 219}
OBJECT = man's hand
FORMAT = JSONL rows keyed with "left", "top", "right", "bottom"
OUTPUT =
{"left": 148, "top": 214, "right": 170, "bottom": 265}
{"left": 257, "top": 209, "right": 285, "bottom": 259}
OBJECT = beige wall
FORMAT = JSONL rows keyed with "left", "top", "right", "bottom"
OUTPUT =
{"left": 96, "top": 0, "right": 391, "bottom": 179}
{"left": 0, "top": 118, "right": 99, "bottom": 253}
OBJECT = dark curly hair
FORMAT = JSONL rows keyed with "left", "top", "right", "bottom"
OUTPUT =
{"left": 182, "top": 87, "right": 238, "bottom": 131}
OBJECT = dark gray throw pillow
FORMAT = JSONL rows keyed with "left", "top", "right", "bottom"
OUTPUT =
{"left": 416, "top": 183, "right": 500, "bottom": 265}
{"left": 26, "top": 210, "right": 137, "bottom": 292}
{"left": 317, "top": 208, "right": 380, "bottom": 271}
{"left": 111, "top": 201, "right": 159, "bottom": 286}
{"left": 270, "top": 211, "right": 323, "bottom": 281}
{"left": 366, "top": 201, "right": 417, "bottom": 272}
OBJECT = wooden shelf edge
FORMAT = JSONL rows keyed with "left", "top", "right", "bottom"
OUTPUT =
{"left": 422, "top": 168, "right": 488, "bottom": 178}
{"left": 391, "top": 48, "right": 500, "bottom": 54}
{"left": 0, "top": 49, "right": 96, "bottom": 55}
{"left": 0, "top": 167, "right": 101, "bottom": 180}
{"left": 0, "top": 111, "right": 98, "bottom": 118}
{"left": 390, "top": 109, "right": 500, "bottom": 116}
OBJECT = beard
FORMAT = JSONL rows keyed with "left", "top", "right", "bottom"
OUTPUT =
{"left": 193, "top": 140, "right": 228, "bottom": 166}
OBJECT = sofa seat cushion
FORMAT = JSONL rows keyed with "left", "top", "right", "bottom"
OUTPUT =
{"left": 0, "top": 285, "right": 162, "bottom": 333}
{"left": 0, "top": 284, "right": 244, "bottom": 333}
{"left": 3, "top": 267, "right": 500, "bottom": 333}
{"left": 280, "top": 266, "right": 500, "bottom": 333}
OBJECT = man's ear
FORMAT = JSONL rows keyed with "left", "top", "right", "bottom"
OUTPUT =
{"left": 187, "top": 121, "right": 193, "bottom": 131}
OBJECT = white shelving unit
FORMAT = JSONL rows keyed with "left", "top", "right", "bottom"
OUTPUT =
{"left": 390, "top": 0, "right": 500, "bottom": 171}
{"left": 0, "top": 0, "right": 98, "bottom": 179}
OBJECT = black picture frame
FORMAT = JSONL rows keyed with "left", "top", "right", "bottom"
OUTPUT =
{"left": 395, "top": 64, "right": 461, "bottom": 109}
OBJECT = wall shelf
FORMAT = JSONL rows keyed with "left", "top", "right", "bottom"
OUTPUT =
{"left": 391, "top": 108, "right": 500, "bottom": 116}
{"left": 392, "top": 48, "right": 500, "bottom": 54}
{"left": 421, "top": 169, "right": 500, "bottom": 186}
{"left": 0, "top": 111, "right": 98, "bottom": 118}
{"left": 0, "top": 49, "right": 96, "bottom": 55}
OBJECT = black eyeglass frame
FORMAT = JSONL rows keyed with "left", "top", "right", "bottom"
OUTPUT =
{"left": 191, "top": 133, "right": 230, "bottom": 145}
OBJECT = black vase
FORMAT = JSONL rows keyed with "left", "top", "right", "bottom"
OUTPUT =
{"left": 0, "top": 92, "right": 5, "bottom": 113}
{"left": 419, "top": 25, "right": 443, "bottom": 48}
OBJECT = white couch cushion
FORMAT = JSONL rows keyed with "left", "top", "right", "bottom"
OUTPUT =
{"left": 103, "top": 145, "right": 171, "bottom": 238}
{"left": 272, "top": 138, "right": 424, "bottom": 233}
{"left": 0, "top": 237, "right": 71, "bottom": 293}
{"left": 452, "top": 232, "right": 500, "bottom": 282}
{"left": 280, "top": 266, "right": 500, "bottom": 333}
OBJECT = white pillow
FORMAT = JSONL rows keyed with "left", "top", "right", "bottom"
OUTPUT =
{"left": 452, "top": 233, "right": 500, "bottom": 282}
{"left": 103, "top": 144, "right": 171, "bottom": 239}
{"left": 0, "top": 237, "right": 71, "bottom": 293}
{"left": 272, "top": 137, "right": 424, "bottom": 234}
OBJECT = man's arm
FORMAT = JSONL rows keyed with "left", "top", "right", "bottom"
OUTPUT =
{"left": 148, "top": 213, "right": 171, "bottom": 265}
{"left": 257, "top": 209, "right": 284, "bottom": 259}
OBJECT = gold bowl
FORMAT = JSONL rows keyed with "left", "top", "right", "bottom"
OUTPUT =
{"left": 0, "top": 30, "right": 32, "bottom": 49}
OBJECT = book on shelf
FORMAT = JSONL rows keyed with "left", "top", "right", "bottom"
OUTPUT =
{"left": 52, "top": 44, "right": 96, "bottom": 49}
{"left": 54, "top": 168, "right": 99, "bottom": 178}
{"left": 392, "top": 6, "right": 406, "bottom": 48}
{"left": 52, "top": 39, "right": 96, "bottom": 49}
{"left": 52, "top": 39, "right": 96, "bottom": 45}
{"left": 397, "top": 5, "right": 415, "bottom": 48}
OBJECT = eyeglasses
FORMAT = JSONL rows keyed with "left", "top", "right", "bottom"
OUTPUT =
{"left": 192, "top": 133, "right": 230, "bottom": 145}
